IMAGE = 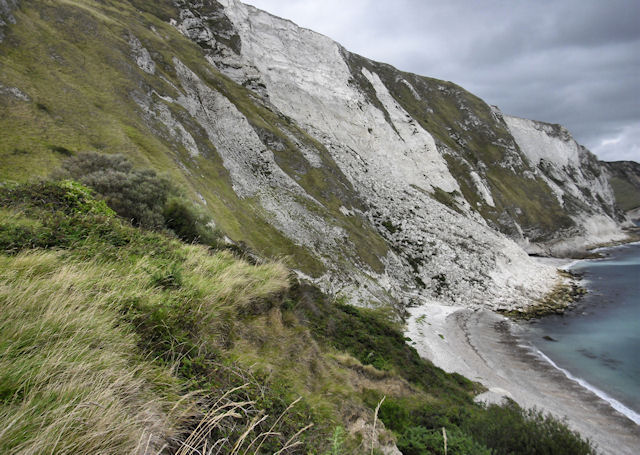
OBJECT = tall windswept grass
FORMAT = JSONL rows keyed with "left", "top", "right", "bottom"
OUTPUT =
{"left": 0, "top": 246, "right": 289, "bottom": 454}
{"left": 0, "top": 252, "right": 181, "bottom": 454}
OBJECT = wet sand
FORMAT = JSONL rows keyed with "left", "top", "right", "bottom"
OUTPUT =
{"left": 406, "top": 306, "right": 640, "bottom": 455}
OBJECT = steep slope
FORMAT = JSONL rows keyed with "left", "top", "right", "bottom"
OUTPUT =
{"left": 503, "top": 115, "right": 626, "bottom": 253}
{"left": 0, "top": 0, "right": 627, "bottom": 311}
{"left": 601, "top": 161, "right": 640, "bottom": 219}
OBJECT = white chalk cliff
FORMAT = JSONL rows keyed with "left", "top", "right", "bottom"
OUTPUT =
{"left": 0, "top": 0, "right": 630, "bottom": 312}
{"left": 164, "top": 0, "right": 626, "bottom": 310}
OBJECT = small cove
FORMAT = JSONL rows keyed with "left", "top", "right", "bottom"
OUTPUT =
{"left": 524, "top": 242, "right": 640, "bottom": 424}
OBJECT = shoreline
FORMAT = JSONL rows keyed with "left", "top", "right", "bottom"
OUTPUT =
{"left": 531, "top": 347, "right": 640, "bottom": 425}
{"left": 528, "top": 241, "right": 640, "bottom": 425}
{"left": 406, "top": 305, "right": 640, "bottom": 455}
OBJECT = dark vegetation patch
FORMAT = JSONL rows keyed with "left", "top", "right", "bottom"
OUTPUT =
{"left": 47, "top": 145, "right": 74, "bottom": 156}
{"left": 431, "top": 187, "right": 462, "bottom": 214}
{"left": 431, "top": 273, "right": 448, "bottom": 297}
{"left": 381, "top": 218, "right": 400, "bottom": 234}
{"left": 290, "top": 283, "right": 476, "bottom": 397}
{"left": 363, "top": 392, "right": 595, "bottom": 455}
{"left": 55, "top": 151, "right": 222, "bottom": 246}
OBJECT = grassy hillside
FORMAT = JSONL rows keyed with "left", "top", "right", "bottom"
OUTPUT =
{"left": 0, "top": 1, "right": 606, "bottom": 452}
{"left": 0, "top": 0, "right": 389, "bottom": 279}
{"left": 0, "top": 178, "right": 596, "bottom": 454}
{"left": 602, "top": 161, "right": 640, "bottom": 212}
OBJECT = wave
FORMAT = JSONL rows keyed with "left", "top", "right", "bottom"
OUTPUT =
{"left": 531, "top": 347, "right": 640, "bottom": 425}
{"left": 591, "top": 240, "right": 640, "bottom": 254}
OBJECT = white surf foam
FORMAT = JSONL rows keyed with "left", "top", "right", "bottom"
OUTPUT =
{"left": 532, "top": 347, "right": 640, "bottom": 425}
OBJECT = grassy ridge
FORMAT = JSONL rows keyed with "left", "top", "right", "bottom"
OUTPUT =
{"left": 0, "top": 180, "right": 406, "bottom": 453}
{"left": 0, "top": 180, "right": 597, "bottom": 454}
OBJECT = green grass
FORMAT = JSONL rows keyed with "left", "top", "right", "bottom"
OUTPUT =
{"left": 0, "top": 181, "right": 317, "bottom": 453}
{"left": 0, "top": 180, "right": 411, "bottom": 453}
{"left": 609, "top": 177, "right": 640, "bottom": 211}
{"left": 0, "top": 251, "right": 184, "bottom": 454}
{"left": 0, "top": 180, "right": 598, "bottom": 453}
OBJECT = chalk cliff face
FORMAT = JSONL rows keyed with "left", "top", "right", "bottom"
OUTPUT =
{"left": 0, "top": 0, "right": 630, "bottom": 310}
{"left": 502, "top": 115, "right": 626, "bottom": 253}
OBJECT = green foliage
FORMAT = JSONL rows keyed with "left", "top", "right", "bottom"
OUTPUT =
{"left": 398, "top": 426, "right": 491, "bottom": 455}
{"left": 293, "top": 283, "right": 475, "bottom": 396}
{"left": 0, "top": 181, "right": 322, "bottom": 453}
{"left": 0, "top": 180, "right": 115, "bottom": 216}
{"left": 0, "top": 181, "right": 172, "bottom": 255}
{"left": 58, "top": 151, "right": 174, "bottom": 228}
{"left": 376, "top": 398, "right": 411, "bottom": 431}
{"left": 163, "top": 196, "right": 221, "bottom": 247}
{"left": 57, "top": 152, "right": 222, "bottom": 247}
{"left": 149, "top": 260, "right": 184, "bottom": 289}
{"left": 0, "top": 251, "right": 184, "bottom": 455}
{"left": 324, "top": 426, "right": 347, "bottom": 455}
{"left": 368, "top": 394, "right": 596, "bottom": 455}
{"left": 381, "top": 218, "right": 400, "bottom": 234}
{"left": 463, "top": 399, "right": 597, "bottom": 455}
{"left": 363, "top": 394, "right": 468, "bottom": 433}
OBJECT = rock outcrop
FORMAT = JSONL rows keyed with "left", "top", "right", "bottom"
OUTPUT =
{"left": 0, "top": 0, "right": 19, "bottom": 42}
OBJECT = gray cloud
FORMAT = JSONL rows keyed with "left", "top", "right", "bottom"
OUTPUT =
{"left": 245, "top": 0, "right": 640, "bottom": 162}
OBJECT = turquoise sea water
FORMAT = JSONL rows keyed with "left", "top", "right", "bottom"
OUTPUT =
{"left": 525, "top": 242, "right": 640, "bottom": 424}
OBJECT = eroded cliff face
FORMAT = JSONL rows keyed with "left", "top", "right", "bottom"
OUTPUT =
{"left": 0, "top": 0, "right": 629, "bottom": 311}
{"left": 167, "top": 0, "right": 564, "bottom": 310}
{"left": 502, "top": 115, "right": 626, "bottom": 254}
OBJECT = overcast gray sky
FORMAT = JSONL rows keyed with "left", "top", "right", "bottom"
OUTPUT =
{"left": 244, "top": 0, "right": 640, "bottom": 162}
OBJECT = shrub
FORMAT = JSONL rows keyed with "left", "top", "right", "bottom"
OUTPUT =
{"left": 163, "top": 196, "right": 221, "bottom": 247}
{"left": 68, "top": 163, "right": 172, "bottom": 228}
{"left": 0, "top": 180, "right": 114, "bottom": 216}
{"left": 398, "top": 426, "right": 491, "bottom": 455}
{"left": 324, "top": 426, "right": 346, "bottom": 455}
{"left": 56, "top": 152, "right": 221, "bottom": 246}
{"left": 463, "top": 399, "right": 597, "bottom": 455}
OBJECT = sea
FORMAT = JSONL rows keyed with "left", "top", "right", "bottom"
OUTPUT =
{"left": 523, "top": 241, "right": 640, "bottom": 425}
